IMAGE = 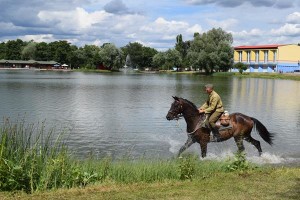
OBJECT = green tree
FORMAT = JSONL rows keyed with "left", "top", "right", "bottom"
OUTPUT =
{"left": 71, "top": 48, "right": 85, "bottom": 69}
{"left": 175, "top": 34, "right": 190, "bottom": 70}
{"left": 35, "top": 42, "right": 50, "bottom": 61}
{"left": 67, "top": 45, "right": 80, "bottom": 69}
{"left": 165, "top": 49, "right": 182, "bottom": 71}
{"left": 5, "top": 39, "right": 25, "bottom": 60}
{"left": 121, "top": 42, "right": 143, "bottom": 68}
{"left": 81, "top": 45, "right": 101, "bottom": 69}
{"left": 48, "top": 41, "right": 72, "bottom": 64}
{"left": 21, "top": 41, "right": 37, "bottom": 60}
{"left": 99, "top": 43, "right": 123, "bottom": 69}
{"left": 0, "top": 42, "right": 6, "bottom": 59}
{"left": 234, "top": 62, "right": 248, "bottom": 74}
{"left": 187, "top": 28, "right": 233, "bottom": 74}
{"left": 152, "top": 52, "right": 166, "bottom": 70}
{"left": 140, "top": 46, "right": 158, "bottom": 69}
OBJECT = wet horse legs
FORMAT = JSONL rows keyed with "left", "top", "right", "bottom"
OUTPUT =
{"left": 178, "top": 134, "right": 195, "bottom": 157}
{"left": 234, "top": 135, "right": 245, "bottom": 153}
{"left": 245, "top": 136, "right": 262, "bottom": 156}
{"left": 199, "top": 141, "right": 207, "bottom": 158}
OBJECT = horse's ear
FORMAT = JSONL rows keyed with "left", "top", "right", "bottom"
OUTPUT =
{"left": 172, "top": 96, "right": 179, "bottom": 101}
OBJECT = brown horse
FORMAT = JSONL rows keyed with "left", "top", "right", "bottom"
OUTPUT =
{"left": 166, "top": 96, "right": 274, "bottom": 158}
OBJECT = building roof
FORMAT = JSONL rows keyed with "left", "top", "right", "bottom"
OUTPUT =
{"left": 234, "top": 44, "right": 284, "bottom": 50}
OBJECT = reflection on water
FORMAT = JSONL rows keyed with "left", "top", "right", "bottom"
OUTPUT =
{"left": 0, "top": 70, "right": 299, "bottom": 165}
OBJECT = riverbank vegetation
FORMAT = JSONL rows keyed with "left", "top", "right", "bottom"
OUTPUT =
{"left": 213, "top": 72, "right": 300, "bottom": 81}
{"left": 0, "top": 28, "right": 233, "bottom": 73}
{"left": 1, "top": 120, "right": 299, "bottom": 199}
{"left": 1, "top": 167, "right": 299, "bottom": 200}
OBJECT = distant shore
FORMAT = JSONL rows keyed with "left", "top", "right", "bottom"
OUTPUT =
{"left": 1, "top": 68, "right": 299, "bottom": 81}
{"left": 213, "top": 72, "right": 300, "bottom": 81}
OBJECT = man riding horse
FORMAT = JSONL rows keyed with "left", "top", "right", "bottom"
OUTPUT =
{"left": 198, "top": 84, "right": 223, "bottom": 142}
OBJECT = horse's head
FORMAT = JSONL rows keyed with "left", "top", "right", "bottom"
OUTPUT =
{"left": 166, "top": 96, "right": 183, "bottom": 120}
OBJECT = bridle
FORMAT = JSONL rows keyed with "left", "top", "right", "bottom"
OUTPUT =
{"left": 168, "top": 100, "right": 206, "bottom": 134}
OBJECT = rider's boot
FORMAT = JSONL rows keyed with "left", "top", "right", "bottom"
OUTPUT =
{"left": 210, "top": 127, "right": 222, "bottom": 142}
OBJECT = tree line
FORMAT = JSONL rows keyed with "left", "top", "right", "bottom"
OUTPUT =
{"left": 0, "top": 28, "right": 234, "bottom": 73}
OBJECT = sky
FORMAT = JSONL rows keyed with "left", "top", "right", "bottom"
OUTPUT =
{"left": 0, "top": 0, "right": 300, "bottom": 50}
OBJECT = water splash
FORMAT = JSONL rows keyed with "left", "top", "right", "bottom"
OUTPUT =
{"left": 119, "top": 67, "right": 136, "bottom": 74}
{"left": 168, "top": 146, "right": 298, "bottom": 166}
{"left": 248, "top": 152, "right": 297, "bottom": 165}
{"left": 168, "top": 138, "right": 182, "bottom": 154}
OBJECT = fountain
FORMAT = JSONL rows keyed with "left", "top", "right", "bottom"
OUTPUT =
{"left": 121, "top": 54, "right": 137, "bottom": 73}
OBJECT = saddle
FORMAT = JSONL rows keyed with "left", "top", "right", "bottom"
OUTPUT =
{"left": 201, "top": 111, "right": 232, "bottom": 131}
{"left": 216, "top": 111, "right": 232, "bottom": 131}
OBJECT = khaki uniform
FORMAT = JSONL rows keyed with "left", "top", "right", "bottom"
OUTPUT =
{"left": 200, "top": 90, "right": 224, "bottom": 129}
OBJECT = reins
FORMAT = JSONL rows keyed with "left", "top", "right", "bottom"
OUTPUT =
{"left": 176, "top": 110, "right": 206, "bottom": 135}
{"left": 169, "top": 98, "right": 207, "bottom": 135}
{"left": 186, "top": 117, "right": 205, "bottom": 135}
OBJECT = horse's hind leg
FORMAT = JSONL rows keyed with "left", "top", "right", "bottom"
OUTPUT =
{"left": 245, "top": 136, "right": 262, "bottom": 156}
{"left": 178, "top": 134, "right": 195, "bottom": 157}
{"left": 234, "top": 136, "right": 245, "bottom": 154}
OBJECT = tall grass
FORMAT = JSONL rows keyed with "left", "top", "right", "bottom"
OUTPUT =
{"left": 0, "top": 119, "right": 71, "bottom": 192}
{"left": 0, "top": 119, "right": 257, "bottom": 193}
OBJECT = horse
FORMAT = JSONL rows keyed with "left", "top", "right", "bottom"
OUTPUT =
{"left": 166, "top": 96, "right": 274, "bottom": 158}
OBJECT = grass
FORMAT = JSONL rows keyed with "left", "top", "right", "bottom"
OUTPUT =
{"left": 157, "top": 70, "right": 300, "bottom": 81}
{"left": 1, "top": 120, "right": 299, "bottom": 199}
{"left": 0, "top": 167, "right": 299, "bottom": 199}
{"left": 0, "top": 120, "right": 233, "bottom": 192}
{"left": 214, "top": 72, "right": 300, "bottom": 81}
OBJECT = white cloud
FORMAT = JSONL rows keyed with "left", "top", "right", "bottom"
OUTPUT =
{"left": 230, "top": 29, "right": 266, "bottom": 46}
{"left": 141, "top": 17, "right": 190, "bottom": 34}
{"left": 186, "top": 24, "right": 203, "bottom": 35}
{"left": 184, "top": 0, "right": 295, "bottom": 8}
{"left": 232, "top": 28, "right": 264, "bottom": 38}
{"left": 271, "top": 24, "right": 300, "bottom": 36}
{"left": 206, "top": 18, "right": 238, "bottom": 30}
{"left": 19, "top": 34, "right": 56, "bottom": 43}
{"left": 286, "top": 12, "right": 300, "bottom": 24}
{"left": 1, "top": 1, "right": 300, "bottom": 49}
{"left": 38, "top": 8, "right": 112, "bottom": 32}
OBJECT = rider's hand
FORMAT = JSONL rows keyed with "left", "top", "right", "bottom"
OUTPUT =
{"left": 198, "top": 108, "right": 205, "bottom": 113}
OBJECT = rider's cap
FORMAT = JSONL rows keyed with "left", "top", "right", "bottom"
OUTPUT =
{"left": 205, "top": 84, "right": 214, "bottom": 89}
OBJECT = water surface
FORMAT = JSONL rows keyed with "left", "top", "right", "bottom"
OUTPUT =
{"left": 0, "top": 70, "right": 299, "bottom": 165}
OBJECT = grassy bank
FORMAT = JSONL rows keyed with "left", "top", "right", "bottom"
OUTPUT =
{"left": 0, "top": 120, "right": 245, "bottom": 192}
{"left": 1, "top": 167, "right": 299, "bottom": 200}
{"left": 214, "top": 72, "right": 300, "bottom": 81}
{"left": 1, "top": 120, "right": 299, "bottom": 199}
{"left": 156, "top": 70, "right": 300, "bottom": 81}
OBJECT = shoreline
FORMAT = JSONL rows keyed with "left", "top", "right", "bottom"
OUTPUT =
{"left": 1, "top": 68, "right": 299, "bottom": 80}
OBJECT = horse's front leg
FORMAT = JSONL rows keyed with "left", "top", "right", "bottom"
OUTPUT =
{"left": 178, "top": 134, "right": 195, "bottom": 157}
{"left": 199, "top": 141, "right": 208, "bottom": 158}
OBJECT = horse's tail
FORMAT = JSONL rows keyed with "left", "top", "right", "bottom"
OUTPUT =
{"left": 251, "top": 117, "right": 274, "bottom": 145}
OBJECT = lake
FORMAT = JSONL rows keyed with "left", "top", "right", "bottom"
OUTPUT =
{"left": 0, "top": 70, "right": 299, "bottom": 165}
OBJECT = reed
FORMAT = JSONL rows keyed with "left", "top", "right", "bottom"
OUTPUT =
{"left": 0, "top": 119, "right": 257, "bottom": 193}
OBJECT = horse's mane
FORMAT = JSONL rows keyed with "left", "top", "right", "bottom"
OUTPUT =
{"left": 179, "top": 97, "right": 198, "bottom": 111}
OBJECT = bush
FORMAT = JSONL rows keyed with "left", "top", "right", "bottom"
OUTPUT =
{"left": 234, "top": 62, "right": 248, "bottom": 74}
{"left": 177, "top": 155, "right": 196, "bottom": 180}
{"left": 223, "top": 153, "right": 256, "bottom": 172}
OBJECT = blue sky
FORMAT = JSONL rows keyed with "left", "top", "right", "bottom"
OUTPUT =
{"left": 0, "top": 0, "right": 299, "bottom": 50}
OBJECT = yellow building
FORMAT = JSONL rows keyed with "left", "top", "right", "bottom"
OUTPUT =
{"left": 233, "top": 44, "right": 300, "bottom": 73}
